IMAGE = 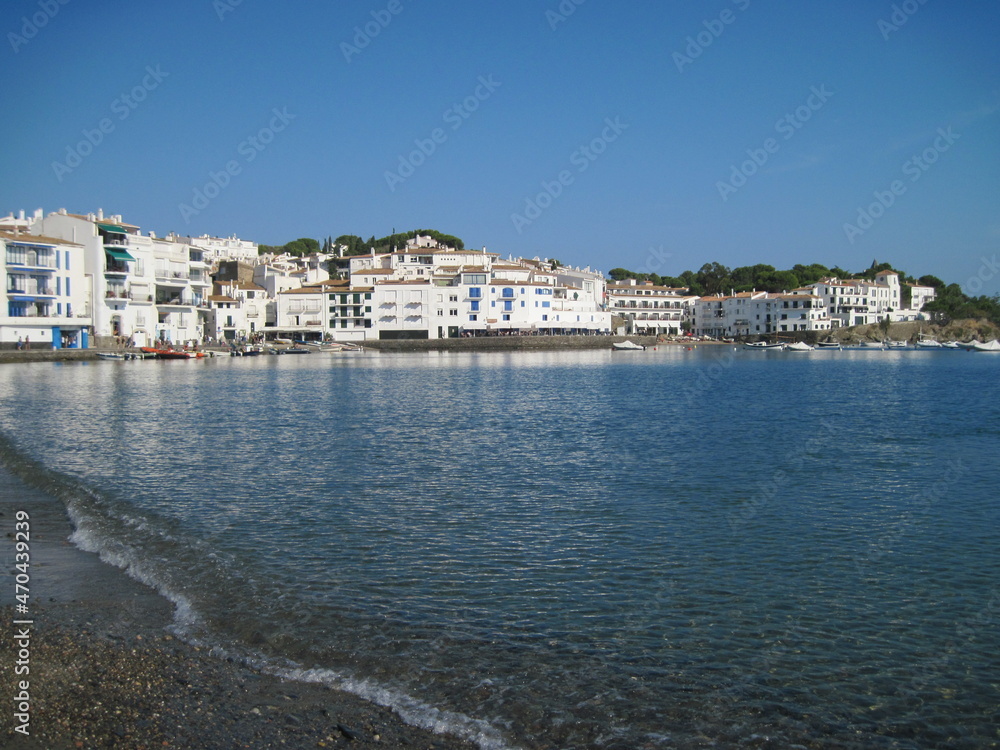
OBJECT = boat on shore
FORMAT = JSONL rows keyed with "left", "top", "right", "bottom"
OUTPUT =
{"left": 612, "top": 340, "right": 646, "bottom": 351}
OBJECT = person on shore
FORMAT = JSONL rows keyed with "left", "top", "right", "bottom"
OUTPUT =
{"left": 24, "top": 336, "right": 29, "bottom": 350}
{"left": 16, "top": 337, "right": 23, "bottom": 351}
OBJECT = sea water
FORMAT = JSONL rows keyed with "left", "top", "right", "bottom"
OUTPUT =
{"left": 0, "top": 348, "right": 997, "bottom": 749}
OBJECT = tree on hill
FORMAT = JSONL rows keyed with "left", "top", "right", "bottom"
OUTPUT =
{"left": 330, "top": 229, "right": 465, "bottom": 256}
{"left": 258, "top": 237, "right": 320, "bottom": 257}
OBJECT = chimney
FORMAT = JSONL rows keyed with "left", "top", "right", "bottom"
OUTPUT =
{"left": 97, "top": 208, "right": 104, "bottom": 220}
{"left": 18, "top": 209, "right": 25, "bottom": 220}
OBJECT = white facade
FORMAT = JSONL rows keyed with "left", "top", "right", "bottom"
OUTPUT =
{"left": 607, "top": 280, "right": 695, "bottom": 336}
{"left": 907, "top": 284, "right": 936, "bottom": 312}
{"left": 802, "top": 272, "right": 901, "bottom": 327}
{"left": 183, "top": 234, "right": 258, "bottom": 263}
{"left": 693, "top": 292, "right": 831, "bottom": 337}
{"left": 1, "top": 230, "right": 91, "bottom": 348}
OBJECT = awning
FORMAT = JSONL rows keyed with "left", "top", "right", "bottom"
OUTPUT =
{"left": 105, "top": 248, "right": 135, "bottom": 262}
{"left": 98, "top": 223, "right": 127, "bottom": 234}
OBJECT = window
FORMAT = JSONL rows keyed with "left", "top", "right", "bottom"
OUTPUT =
{"left": 501, "top": 288, "right": 514, "bottom": 298}
{"left": 469, "top": 287, "right": 482, "bottom": 299}
{"left": 471, "top": 301, "right": 480, "bottom": 312}
{"left": 450, "top": 309, "right": 458, "bottom": 316}
{"left": 502, "top": 314, "right": 510, "bottom": 321}
{"left": 449, "top": 295, "right": 458, "bottom": 303}
{"left": 469, "top": 314, "right": 478, "bottom": 321}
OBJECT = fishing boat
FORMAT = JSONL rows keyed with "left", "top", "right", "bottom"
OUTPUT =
{"left": 816, "top": 341, "right": 841, "bottom": 349}
{"left": 96, "top": 352, "right": 130, "bottom": 361}
{"left": 886, "top": 340, "right": 908, "bottom": 349}
{"left": 860, "top": 340, "right": 885, "bottom": 349}
{"left": 971, "top": 339, "right": 1000, "bottom": 352}
{"left": 612, "top": 340, "right": 646, "bottom": 351}
{"left": 277, "top": 346, "right": 311, "bottom": 355}
{"left": 941, "top": 341, "right": 961, "bottom": 350}
{"left": 744, "top": 341, "right": 784, "bottom": 350}
{"left": 785, "top": 341, "right": 814, "bottom": 352}
{"left": 916, "top": 338, "right": 943, "bottom": 349}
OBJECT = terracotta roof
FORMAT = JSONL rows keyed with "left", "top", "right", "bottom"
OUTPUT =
{"left": 0, "top": 231, "right": 83, "bottom": 247}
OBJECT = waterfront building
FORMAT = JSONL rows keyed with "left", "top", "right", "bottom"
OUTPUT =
{"left": 606, "top": 279, "right": 695, "bottom": 336}
{"left": 800, "top": 271, "right": 901, "bottom": 327}
{"left": 1, "top": 229, "right": 91, "bottom": 349}
{"left": 692, "top": 291, "right": 831, "bottom": 338}
{"left": 906, "top": 283, "right": 936, "bottom": 312}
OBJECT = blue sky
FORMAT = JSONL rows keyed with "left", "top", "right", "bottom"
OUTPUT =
{"left": 3, "top": 0, "right": 998, "bottom": 292}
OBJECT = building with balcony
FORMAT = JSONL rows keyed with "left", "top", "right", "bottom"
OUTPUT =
{"left": 606, "top": 279, "right": 696, "bottom": 336}
{"left": 692, "top": 292, "right": 831, "bottom": 338}
{"left": 1, "top": 230, "right": 91, "bottom": 349}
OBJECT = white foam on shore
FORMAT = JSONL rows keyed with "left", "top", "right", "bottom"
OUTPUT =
{"left": 274, "top": 665, "right": 518, "bottom": 750}
{"left": 63, "top": 502, "right": 517, "bottom": 750}
{"left": 65, "top": 503, "right": 202, "bottom": 633}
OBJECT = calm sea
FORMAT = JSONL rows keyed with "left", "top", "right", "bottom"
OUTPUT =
{"left": 0, "top": 348, "right": 997, "bottom": 749}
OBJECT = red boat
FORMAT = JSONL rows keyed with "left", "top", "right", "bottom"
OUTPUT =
{"left": 140, "top": 346, "right": 205, "bottom": 359}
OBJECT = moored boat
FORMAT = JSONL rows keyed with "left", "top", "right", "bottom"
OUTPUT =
{"left": 816, "top": 341, "right": 841, "bottom": 349}
{"left": 612, "top": 340, "right": 646, "bottom": 351}
{"left": 971, "top": 339, "right": 1000, "bottom": 352}
{"left": 744, "top": 341, "right": 784, "bottom": 350}
{"left": 785, "top": 341, "right": 814, "bottom": 352}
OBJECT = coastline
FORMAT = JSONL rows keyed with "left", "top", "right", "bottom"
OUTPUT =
{"left": 0, "top": 459, "right": 483, "bottom": 749}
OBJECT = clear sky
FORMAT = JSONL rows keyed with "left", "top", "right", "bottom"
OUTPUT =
{"left": 3, "top": 0, "right": 998, "bottom": 292}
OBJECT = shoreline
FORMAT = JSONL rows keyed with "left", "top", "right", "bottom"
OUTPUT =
{"left": 0, "top": 459, "right": 485, "bottom": 749}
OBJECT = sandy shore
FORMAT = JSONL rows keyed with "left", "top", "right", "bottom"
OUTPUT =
{"left": 0, "top": 463, "right": 484, "bottom": 749}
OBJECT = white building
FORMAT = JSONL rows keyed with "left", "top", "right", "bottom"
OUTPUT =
{"left": 693, "top": 291, "right": 831, "bottom": 337}
{"left": 607, "top": 279, "right": 695, "bottom": 336}
{"left": 1, "top": 229, "right": 91, "bottom": 349}
{"left": 183, "top": 234, "right": 258, "bottom": 263}
{"left": 802, "top": 271, "right": 901, "bottom": 327}
{"left": 906, "top": 283, "right": 936, "bottom": 312}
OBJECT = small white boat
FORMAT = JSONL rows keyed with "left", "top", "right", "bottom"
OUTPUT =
{"left": 744, "top": 341, "right": 785, "bottom": 350}
{"left": 916, "top": 339, "right": 943, "bottom": 349}
{"left": 860, "top": 340, "right": 885, "bottom": 349}
{"left": 613, "top": 340, "right": 646, "bottom": 351}
{"left": 785, "top": 341, "right": 814, "bottom": 352}
{"left": 887, "top": 340, "right": 908, "bottom": 349}
{"left": 971, "top": 339, "right": 1000, "bottom": 352}
{"left": 96, "top": 352, "right": 127, "bottom": 361}
{"left": 941, "top": 341, "right": 961, "bottom": 350}
{"left": 816, "top": 341, "right": 841, "bottom": 350}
